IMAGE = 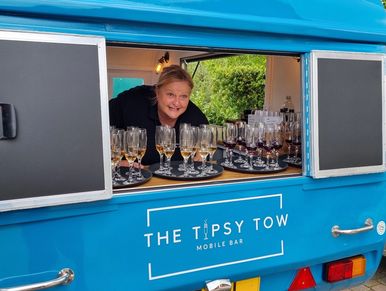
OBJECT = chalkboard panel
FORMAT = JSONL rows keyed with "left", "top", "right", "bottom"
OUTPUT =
{"left": 311, "top": 52, "right": 385, "bottom": 178}
{"left": 0, "top": 31, "right": 111, "bottom": 211}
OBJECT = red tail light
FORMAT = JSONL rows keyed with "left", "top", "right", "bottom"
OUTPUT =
{"left": 288, "top": 267, "right": 316, "bottom": 291}
{"left": 324, "top": 255, "right": 366, "bottom": 283}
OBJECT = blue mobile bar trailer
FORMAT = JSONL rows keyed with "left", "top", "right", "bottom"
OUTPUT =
{"left": 0, "top": 1, "right": 386, "bottom": 290}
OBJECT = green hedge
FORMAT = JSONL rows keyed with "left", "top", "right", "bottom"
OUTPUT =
{"left": 188, "top": 55, "right": 266, "bottom": 125}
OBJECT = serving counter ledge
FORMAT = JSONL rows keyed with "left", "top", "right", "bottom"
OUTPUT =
{"left": 113, "top": 166, "right": 302, "bottom": 194}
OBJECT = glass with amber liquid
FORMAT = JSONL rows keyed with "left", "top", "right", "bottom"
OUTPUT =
{"left": 155, "top": 126, "right": 166, "bottom": 174}
{"left": 136, "top": 128, "right": 147, "bottom": 181}
{"left": 124, "top": 128, "right": 139, "bottom": 183}
{"left": 197, "top": 126, "right": 211, "bottom": 177}
{"left": 163, "top": 126, "right": 176, "bottom": 176}
{"left": 179, "top": 125, "right": 194, "bottom": 177}
{"left": 110, "top": 130, "right": 126, "bottom": 185}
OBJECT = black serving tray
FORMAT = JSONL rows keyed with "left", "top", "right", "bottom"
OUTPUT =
{"left": 113, "top": 167, "right": 152, "bottom": 189}
{"left": 280, "top": 155, "right": 302, "bottom": 168}
{"left": 149, "top": 161, "right": 223, "bottom": 181}
{"left": 220, "top": 158, "right": 288, "bottom": 174}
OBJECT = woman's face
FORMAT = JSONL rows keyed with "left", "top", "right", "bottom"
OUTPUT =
{"left": 156, "top": 80, "right": 191, "bottom": 121}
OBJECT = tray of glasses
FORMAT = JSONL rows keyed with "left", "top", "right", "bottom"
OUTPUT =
{"left": 149, "top": 161, "right": 224, "bottom": 181}
{"left": 219, "top": 158, "right": 288, "bottom": 174}
{"left": 113, "top": 167, "right": 152, "bottom": 189}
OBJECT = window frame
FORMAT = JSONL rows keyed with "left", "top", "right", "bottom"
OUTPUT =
{"left": 309, "top": 50, "right": 386, "bottom": 178}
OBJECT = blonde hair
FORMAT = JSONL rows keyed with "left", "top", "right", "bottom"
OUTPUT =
{"left": 156, "top": 65, "right": 194, "bottom": 90}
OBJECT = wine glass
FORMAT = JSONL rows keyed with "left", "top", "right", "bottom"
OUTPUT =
{"left": 253, "top": 121, "right": 265, "bottom": 168}
{"left": 216, "top": 125, "right": 226, "bottom": 162}
{"left": 241, "top": 124, "right": 257, "bottom": 170}
{"left": 124, "top": 128, "right": 139, "bottom": 184}
{"left": 263, "top": 124, "right": 274, "bottom": 169}
{"left": 136, "top": 128, "right": 147, "bottom": 181}
{"left": 272, "top": 124, "right": 283, "bottom": 169}
{"left": 163, "top": 126, "right": 176, "bottom": 176}
{"left": 155, "top": 126, "right": 166, "bottom": 174}
{"left": 234, "top": 121, "right": 247, "bottom": 164}
{"left": 292, "top": 114, "right": 302, "bottom": 165}
{"left": 179, "top": 125, "right": 193, "bottom": 177}
{"left": 221, "top": 122, "right": 237, "bottom": 168}
{"left": 283, "top": 117, "right": 293, "bottom": 163}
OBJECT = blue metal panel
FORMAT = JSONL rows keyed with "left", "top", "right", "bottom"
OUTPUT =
{"left": 0, "top": 175, "right": 385, "bottom": 290}
{"left": 0, "top": 0, "right": 384, "bottom": 43}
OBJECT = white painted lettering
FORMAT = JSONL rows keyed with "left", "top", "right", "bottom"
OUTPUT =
{"left": 263, "top": 216, "right": 274, "bottom": 229}
{"left": 157, "top": 231, "right": 169, "bottom": 246}
{"left": 235, "top": 220, "right": 244, "bottom": 233}
{"left": 253, "top": 218, "right": 261, "bottom": 230}
{"left": 192, "top": 226, "right": 201, "bottom": 240}
{"left": 173, "top": 229, "right": 182, "bottom": 243}
{"left": 223, "top": 222, "right": 232, "bottom": 235}
{"left": 276, "top": 214, "right": 288, "bottom": 226}
{"left": 144, "top": 233, "right": 153, "bottom": 247}
{"left": 211, "top": 224, "right": 220, "bottom": 237}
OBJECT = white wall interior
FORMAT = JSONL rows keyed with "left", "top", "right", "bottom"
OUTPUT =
{"left": 264, "top": 55, "right": 301, "bottom": 112}
{"left": 106, "top": 47, "right": 201, "bottom": 99}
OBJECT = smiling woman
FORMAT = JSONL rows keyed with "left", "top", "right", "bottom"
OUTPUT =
{"left": 155, "top": 65, "right": 194, "bottom": 127}
{"left": 109, "top": 65, "right": 208, "bottom": 165}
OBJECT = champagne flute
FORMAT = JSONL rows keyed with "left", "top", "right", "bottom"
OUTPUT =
{"left": 179, "top": 125, "right": 193, "bottom": 177}
{"left": 178, "top": 123, "right": 191, "bottom": 171}
{"left": 136, "top": 128, "right": 147, "bottom": 181}
{"left": 188, "top": 126, "right": 200, "bottom": 175}
{"left": 124, "top": 128, "right": 139, "bottom": 184}
{"left": 163, "top": 126, "right": 176, "bottom": 176}
{"left": 197, "top": 126, "right": 210, "bottom": 177}
{"left": 155, "top": 126, "right": 165, "bottom": 174}
{"left": 110, "top": 131, "right": 123, "bottom": 186}
{"left": 114, "top": 129, "right": 127, "bottom": 182}
{"left": 206, "top": 124, "right": 218, "bottom": 174}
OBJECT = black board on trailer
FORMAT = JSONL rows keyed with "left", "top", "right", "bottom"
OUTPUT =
{"left": 310, "top": 51, "right": 385, "bottom": 178}
{"left": 0, "top": 30, "right": 111, "bottom": 211}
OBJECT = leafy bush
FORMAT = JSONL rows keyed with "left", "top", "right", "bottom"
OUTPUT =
{"left": 188, "top": 55, "right": 266, "bottom": 124}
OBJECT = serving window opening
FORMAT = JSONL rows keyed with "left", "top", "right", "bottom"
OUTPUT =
{"left": 107, "top": 45, "right": 303, "bottom": 192}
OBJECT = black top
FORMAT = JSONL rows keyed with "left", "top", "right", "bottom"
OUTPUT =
{"left": 109, "top": 85, "right": 208, "bottom": 165}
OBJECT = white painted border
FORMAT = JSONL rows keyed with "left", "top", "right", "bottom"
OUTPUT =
{"left": 146, "top": 193, "right": 284, "bottom": 280}
{"left": 0, "top": 29, "right": 112, "bottom": 212}
{"left": 310, "top": 51, "right": 386, "bottom": 178}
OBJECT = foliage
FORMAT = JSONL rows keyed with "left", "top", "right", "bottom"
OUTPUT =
{"left": 187, "top": 55, "right": 266, "bottom": 125}
{"left": 383, "top": 0, "right": 386, "bottom": 8}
